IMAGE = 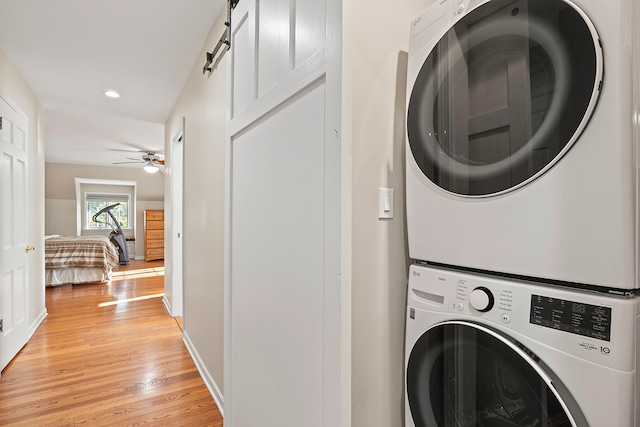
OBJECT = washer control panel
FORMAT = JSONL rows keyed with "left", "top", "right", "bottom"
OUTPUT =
{"left": 450, "top": 278, "right": 612, "bottom": 340}
{"left": 453, "top": 278, "right": 514, "bottom": 323}
{"left": 530, "top": 294, "right": 612, "bottom": 341}
{"left": 408, "top": 264, "right": 637, "bottom": 371}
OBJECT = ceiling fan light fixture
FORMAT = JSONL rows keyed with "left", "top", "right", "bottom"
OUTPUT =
{"left": 104, "top": 90, "right": 120, "bottom": 98}
{"left": 144, "top": 161, "right": 159, "bottom": 173}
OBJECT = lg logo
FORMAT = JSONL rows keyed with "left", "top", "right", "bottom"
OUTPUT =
{"left": 600, "top": 347, "right": 611, "bottom": 355}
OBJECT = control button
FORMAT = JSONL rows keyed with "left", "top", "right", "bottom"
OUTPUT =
{"left": 455, "top": 302, "right": 464, "bottom": 311}
{"left": 501, "top": 314, "right": 511, "bottom": 324}
{"left": 469, "top": 287, "right": 495, "bottom": 312}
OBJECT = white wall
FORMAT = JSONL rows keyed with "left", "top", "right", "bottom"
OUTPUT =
{"left": 44, "top": 199, "right": 76, "bottom": 237}
{"left": 0, "top": 47, "right": 47, "bottom": 338}
{"left": 344, "top": 0, "right": 434, "bottom": 426}
{"left": 44, "top": 162, "right": 164, "bottom": 258}
{"left": 164, "top": 8, "right": 227, "bottom": 408}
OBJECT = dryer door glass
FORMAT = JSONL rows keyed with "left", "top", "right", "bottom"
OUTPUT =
{"left": 407, "top": 0, "right": 601, "bottom": 196}
{"left": 406, "top": 322, "right": 582, "bottom": 426}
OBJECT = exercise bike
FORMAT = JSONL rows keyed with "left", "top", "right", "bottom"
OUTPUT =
{"left": 91, "top": 203, "right": 130, "bottom": 264}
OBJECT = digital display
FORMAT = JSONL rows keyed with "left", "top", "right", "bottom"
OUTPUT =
{"left": 529, "top": 295, "right": 612, "bottom": 341}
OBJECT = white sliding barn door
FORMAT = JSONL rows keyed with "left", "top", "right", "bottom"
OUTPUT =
{"left": 225, "top": 0, "right": 341, "bottom": 425}
{"left": 0, "top": 95, "right": 29, "bottom": 375}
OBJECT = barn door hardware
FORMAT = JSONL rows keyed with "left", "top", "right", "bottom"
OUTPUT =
{"left": 203, "top": 0, "right": 240, "bottom": 74}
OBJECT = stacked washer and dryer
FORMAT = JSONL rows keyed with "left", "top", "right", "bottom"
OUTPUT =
{"left": 404, "top": 0, "right": 640, "bottom": 425}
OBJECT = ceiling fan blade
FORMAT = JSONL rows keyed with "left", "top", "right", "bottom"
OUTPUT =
{"left": 113, "top": 161, "right": 145, "bottom": 164}
{"left": 108, "top": 146, "right": 164, "bottom": 155}
{"left": 108, "top": 148, "right": 142, "bottom": 153}
{"left": 155, "top": 160, "right": 165, "bottom": 165}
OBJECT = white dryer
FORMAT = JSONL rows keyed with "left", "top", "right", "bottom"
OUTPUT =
{"left": 405, "top": 0, "right": 640, "bottom": 290}
{"left": 405, "top": 263, "right": 640, "bottom": 426}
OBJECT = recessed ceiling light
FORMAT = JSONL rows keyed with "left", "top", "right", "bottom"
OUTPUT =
{"left": 104, "top": 90, "right": 120, "bottom": 98}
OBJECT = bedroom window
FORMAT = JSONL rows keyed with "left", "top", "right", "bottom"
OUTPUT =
{"left": 85, "top": 193, "right": 131, "bottom": 230}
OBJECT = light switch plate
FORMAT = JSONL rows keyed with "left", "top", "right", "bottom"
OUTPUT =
{"left": 379, "top": 188, "right": 394, "bottom": 219}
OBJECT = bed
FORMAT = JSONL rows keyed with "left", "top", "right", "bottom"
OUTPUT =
{"left": 45, "top": 235, "right": 120, "bottom": 286}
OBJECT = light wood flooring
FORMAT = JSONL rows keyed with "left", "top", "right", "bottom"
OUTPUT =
{"left": 0, "top": 260, "right": 223, "bottom": 426}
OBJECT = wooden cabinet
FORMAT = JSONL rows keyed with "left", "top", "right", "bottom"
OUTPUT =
{"left": 144, "top": 210, "right": 164, "bottom": 261}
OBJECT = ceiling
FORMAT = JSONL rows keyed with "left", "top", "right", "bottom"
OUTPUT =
{"left": 0, "top": 0, "right": 224, "bottom": 167}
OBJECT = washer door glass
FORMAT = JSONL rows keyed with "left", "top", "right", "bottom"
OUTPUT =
{"left": 406, "top": 322, "right": 581, "bottom": 426}
{"left": 407, "top": 0, "right": 601, "bottom": 196}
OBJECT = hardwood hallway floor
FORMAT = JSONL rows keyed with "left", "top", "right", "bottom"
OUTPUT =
{"left": 0, "top": 260, "right": 223, "bottom": 427}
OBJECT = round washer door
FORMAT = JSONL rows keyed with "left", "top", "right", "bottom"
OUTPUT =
{"left": 406, "top": 321, "right": 586, "bottom": 426}
{"left": 407, "top": 0, "right": 602, "bottom": 196}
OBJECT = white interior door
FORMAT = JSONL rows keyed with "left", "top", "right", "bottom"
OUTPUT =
{"left": 225, "top": 0, "right": 341, "bottom": 425}
{"left": 0, "top": 95, "right": 29, "bottom": 374}
{"left": 170, "top": 119, "right": 184, "bottom": 317}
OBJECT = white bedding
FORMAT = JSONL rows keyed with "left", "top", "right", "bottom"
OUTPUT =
{"left": 46, "top": 266, "right": 112, "bottom": 286}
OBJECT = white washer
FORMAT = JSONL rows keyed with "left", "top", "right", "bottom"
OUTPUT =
{"left": 405, "top": 0, "right": 640, "bottom": 290}
{"left": 405, "top": 263, "right": 640, "bottom": 426}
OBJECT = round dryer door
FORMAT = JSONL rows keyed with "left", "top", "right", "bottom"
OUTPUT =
{"left": 407, "top": 0, "right": 602, "bottom": 196}
{"left": 406, "top": 321, "right": 587, "bottom": 426}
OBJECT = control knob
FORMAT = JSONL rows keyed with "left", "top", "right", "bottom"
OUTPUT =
{"left": 469, "top": 286, "right": 494, "bottom": 312}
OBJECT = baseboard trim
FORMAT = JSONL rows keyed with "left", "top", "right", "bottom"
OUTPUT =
{"left": 30, "top": 307, "right": 48, "bottom": 336}
{"left": 162, "top": 296, "right": 172, "bottom": 316}
{"left": 183, "top": 330, "right": 224, "bottom": 417}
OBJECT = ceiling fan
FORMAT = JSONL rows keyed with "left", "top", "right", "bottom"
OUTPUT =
{"left": 114, "top": 151, "right": 165, "bottom": 173}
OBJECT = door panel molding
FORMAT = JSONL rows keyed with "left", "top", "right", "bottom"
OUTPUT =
{"left": 0, "top": 93, "right": 30, "bottom": 374}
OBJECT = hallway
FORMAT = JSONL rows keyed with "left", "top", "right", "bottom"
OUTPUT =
{"left": 0, "top": 260, "right": 223, "bottom": 426}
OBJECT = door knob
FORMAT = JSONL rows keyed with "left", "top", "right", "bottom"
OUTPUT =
{"left": 25, "top": 245, "right": 35, "bottom": 253}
